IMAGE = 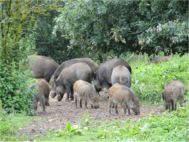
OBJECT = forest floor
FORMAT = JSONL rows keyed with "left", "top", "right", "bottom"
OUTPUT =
{"left": 19, "top": 96, "right": 164, "bottom": 139}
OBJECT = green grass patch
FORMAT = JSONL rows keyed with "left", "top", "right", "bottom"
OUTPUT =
{"left": 130, "top": 54, "right": 189, "bottom": 103}
{"left": 0, "top": 111, "right": 32, "bottom": 141}
{"left": 38, "top": 105, "right": 189, "bottom": 142}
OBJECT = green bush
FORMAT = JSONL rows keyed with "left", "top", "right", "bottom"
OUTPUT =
{"left": 0, "top": 63, "right": 35, "bottom": 114}
{"left": 131, "top": 54, "right": 189, "bottom": 103}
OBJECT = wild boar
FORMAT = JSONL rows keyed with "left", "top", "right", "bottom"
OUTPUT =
{"left": 108, "top": 83, "right": 140, "bottom": 115}
{"left": 49, "top": 58, "right": 98, "bottom": 98}
{"left": 28, "top": 55, "right": 59, "bottom": 82}
{"left": 53, "top": 58, "right": 98, "bottom": 80}
{"left": 111, "top": 65, "right": 131, "bottom": 87}
{"left": 33, "top": 79, "right": 50, "bottom": 112}
{"left": 99, "top": 88, "right": 109, "bottom": 101}
{"left": 73, "top": 80, "right": 99, "bottom": 109}
{"left": 95, "top": 58, "right": 131, "bottom": 91}
{"left": 162, "top": 80, "right": 185, "bottom": 111}
{"left": 150, "top": 56, "right": 171, "bottom": 64}
{"left": 55, "top": 63, "right": 92, "bottom": 101}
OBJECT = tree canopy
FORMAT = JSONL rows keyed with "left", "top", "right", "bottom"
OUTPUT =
{"left": 53, "top": 0, "right": 188, "bottom": 58}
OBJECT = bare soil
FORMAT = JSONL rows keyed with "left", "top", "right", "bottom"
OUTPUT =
{"left": 19, "top": 97, "right": 164, "bottom": 139}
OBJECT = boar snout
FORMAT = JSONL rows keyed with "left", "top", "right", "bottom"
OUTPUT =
{"left": 135, "top": 111, "right": 140, "bottom": 115}
{"left": 133, "top": 108, "right": 140, "bottom": 115}
{"left": 50, "top": 90, "right": 56, "bottom": 98}
{"left": 91, "top": 105, "right": 99, "bottom": 109}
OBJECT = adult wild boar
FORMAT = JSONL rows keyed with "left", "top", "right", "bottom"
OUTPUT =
{"left": 95, "top": 58, "right": 131, "bottom": 91}
{"left": 73, "top": 80, "right": 99, "bottom": 109}
{"left": 111, "top": 65, "right": 131, "bottom": 87}
{"left": 162, "top": 80, "right": 185, "bottom": 111}
{"left": 108, "top": 83, "right": 140, "bottom": 115}
{"left": 150, "top": 55, "right": 171, "bottom": 64}
{"left": 55, "top": 63, "right": 92, "bottom": 101}
{"left": 28, "top": 55, "right": 59, "bottom": 82}
{"left": 53, "top": 58, "right": 98, "bottom": 80}
{"left": 33, "top": 79, "right": 50, "bottom": 112}
{"left": 49, "top": 58, "right": 98, "bottom": 98}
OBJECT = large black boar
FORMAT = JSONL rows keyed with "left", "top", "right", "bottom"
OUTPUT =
{"left": 33, "top": 79, "right": 50, "bottom": 112}
{"left": 55, "top": 63, "right": 92, "bottom": 101}
{"left": 108, "top": 83, "right": 140, "bottom": 115}
{"left": 111, "top": 65, "right": 131, "bottom": 87}
{"left": 28, "top": 55, "right": 59, "bottom": 82}
{"left": 49, "top": 58, "right": 98, "bottom": 98}
{"left": 95, "top": 58, "right": 131, "bottom": 91}
{"left": 162, "top": 80, "right": 185, "bottom": 111}
{"left": 53, "top": 58, "right": 98, "bottom": 80}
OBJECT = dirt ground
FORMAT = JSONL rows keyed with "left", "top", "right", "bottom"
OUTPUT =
{"left": 19, "top": 96, "right": 164, "bottom": 139}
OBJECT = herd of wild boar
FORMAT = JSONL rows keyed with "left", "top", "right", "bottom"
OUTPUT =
{"left": 28, "top": 55, "right": 186, "bottom": 115}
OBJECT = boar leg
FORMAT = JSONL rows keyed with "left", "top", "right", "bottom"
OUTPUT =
{"left": 39, "top": 94, "right": 46, "bottom": 112}
{"left": 85, "top": 101, "right": 88, "bottom": 109}
{"left": 109, "top": 101, "right": 113, "bottom": 114}
{"left": 125, "top": 103, "right": 131, "bottom": 115}
{"left": 65, "top": 86, "right": 71, "bottom": 101}
{"left": 45, "top": 98, "right": 50, "bottom": 106}
{"left": 121, "top": 103, "right": 127, "bottom": 114}
{"left": 165, "top": 103, "right": 169, "bottom": 110}
{"left": 70, "top": 87, "right": 74, "bottom": 101}
{"left": 173, "top": 100, "right": 177, "bottom": 110}
{"left": 74, "top": 94, "right": 78, "bottom": 108}
{"left": 169, "top": 101, "right": 173, "bottom": 111}
{"left": 174, "top": 103, "right": 177, "bottom": 110}
{"left": 127, "top": 108, "right": 131, "bottom": 115}
{"left": 168, "top": 103, "right": 171, "bottom": 111}
{"left": 112, "top": 104, "right": 115, "bottom": 108}
{"left": 171, "top": 100, "right": 176, "bottom": 111}
{"left": 80, "top": 99, "right": 82, "bottom": 108}
{"left": 115, "top": 105, "right": 118, "bottom": 114}
{"left": 123, "top": 106, "right": 127, "bottom": 114}
{"left": 66, "top": 86, "right": 74, "bottom": 101}
{"left": 179, "top": 96, "right": 184, "bottom": 107}
{"left": 33, "top": 95, "right": 39, "bottom": 111}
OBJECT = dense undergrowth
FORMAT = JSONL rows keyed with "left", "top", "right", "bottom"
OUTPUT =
{"left": 0, "top": 66, "right": 36, "bottom": 114}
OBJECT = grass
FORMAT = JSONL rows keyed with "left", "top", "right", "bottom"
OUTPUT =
{"left": 0, "top": 111, "right": 33, "bottom": 141}
{"left": 38, "top": 105, "right": 189, "bottom": 142}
